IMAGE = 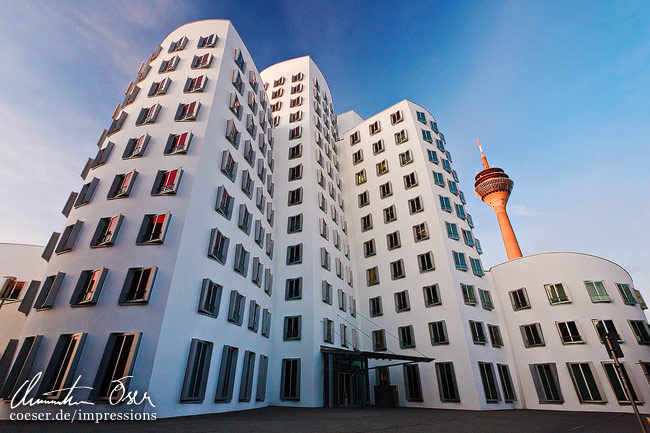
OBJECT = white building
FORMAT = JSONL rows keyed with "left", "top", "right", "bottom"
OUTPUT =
{"left": 0, "top": 19, "right": 648, "bottom": 419}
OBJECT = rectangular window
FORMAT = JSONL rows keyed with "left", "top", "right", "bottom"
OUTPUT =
{"left": 429, "top": 321, "right": 448, "bottom": 345}
{"left": 283, "top": 315, "right": 302, "bottom": 340}
{"left": 322, "top": 280, "right": 333, "bottom": 304}
{"left": 386, "top": 230, "right": 401, "bottom": 250}
{"left": 180, "top": 339, "right": 213, "bottom": 402}
{"left": 395, "top": 129, "right": 408, "bottom": 144}
{"left": 379, "top": 181, "right": 393, "bottom": 198}
{"left": 422, "top": 129, "right": 433, "bottom": 142}
{"left": 227, "top": 290, "right": 246, "bottom": 325}
{"left": 398, "top": 325, "right": 415, "bottom": 348}
{"left": 497, "top": 364, "right": 517, "bottom": 402}
{"left": 462, "top": 229, "right": 475, "bottom": 246}
{"left": 372, "top": 139, "right": 385, "bottom": 154}
{"left": 616, "top": 283, "right": 637, "bottom": 305}
{"left": 403, "top": 172, "right": 417, "bottom": 189}
{"left": 428, "top": 149, "right": 439, "bottom": 163}
{"left": 585, "top": 281, "right": 610, "bottom": 302}
{"left": 215, "top": 186, "right": 234, "bottom": 219}
{"left": 408, "top": 196, "right": 423, "bottom": 215}
{"left": 91, "top": 333, "right": 141, "bottom": 402}
{"left": 418, "top": 251, "right": 434, "bottom": 273}
{"left": 369, "top": 120, "right": 381, "bottom": 135}
{"left": 404, "top": 364, "right": 423, "bottom": 401}
{"left": 70, "top": 268, "right": 107, "bottom": 306}
{"left": 285, "top": 277, "right": 302, "bottom": 300}
{"left": 509, "top": 288, "right": 530, "bottom": 310}
{"left": 478, "top": 362, "right": 501, "bottom": 403}
{"left": 603, "top": 362, "right": 642, "bottom": 403}
{"left": 384, "top": 205, "right": 396, "bottom": 223}
{"left": 394, "top": 290, "right": 410, "bottom": 312}
{"left": 286, "top": 243, "right": 302, "bottom": 265}
{"left": 38, "top": 333, "right": 86, "bottom": 400}
{"left": 567, "top": 362, "right": 605, "bottom": 403}
{"left": 413, "top": 222, "right": 429, "bottom": 242}
{"left": 453, "top": 251, "right": 468, "bottom": 271}
{"left": 136, "top": 212, "right": 171, "bottom": 244}
{"left": 198, "top": 33, "right": 217, "bottom": 48}
{"left": 376, "top": 160, "right": 389, "bottom": 176}
{"left": 454, "top": 203, "right": 466, "bottom": 219}
{"left": 469, "top": 320, "right": 487, "bottom": 344}
{"left": 90, "top": 214, "right": 123, "bottom": 248}
{"left": 520, "top": 323, "right": 545, "bottom": 347}
{"left": 557, "top": 321, "right": 583, "bottom": 344}
{"left": 119, "top": 267, "right": 157, "bottom": 304}
{"left": 358, "top": 190, "right": 370, "bottom": 207}
{"left": 55, "top": 220, "right": 83, "bottom": 254}
{"left": 593, "top": 319, "right": 622, "bottom": 343}
{"left": 545, "top": 283, "right": 570, "bottom": 305}
{"left": 261, "top": 309, "right": 271, "bottom": 337}
{"left": 390, "top": 259, "right": 405, "bottom": 280}
{"left": 124, "top": 134, "right": 152, "bottom": 159}
{"left": 436, "top": 362, "right": 460, "bottom": 402}
{"left": 367, "top": 266, "right": 380, "bottom": 286}
{"left": 488, "top": 324, "right": 504, "bottom": 347}
{"left": 372, "top": 330, "right": 387, "bottom": 351}
{"left": 198, "top": 279, "right": 222, "bottom": 318}
{"left": 280, "top": 359, "right": 301, "bottom": 401}
{"left": 323, "top": 318, "right": 334, "bottom": 344}
{"left": 423, "top": 284, "right": 441, "bottom": 307}
{"left": 369, "top": 296, "right": 383, "bottom": 317}
{"left": 446, "top": 222, "right": 459, "bottom": 240}
{"left": 185, "top": 75, "right": 206, "bottom": 93}
{"left": 461, "top": 283, "right": 476, "bottom": 305}
{"left": 215, "top": 345, "right": 238, "bottom": 402}
{"left": 629, "top": 320, "right": 650, "bottom": 344}
{"left": 439, "top": 195, "right": 452, "bottom": 212}
{"left": 530, "top": 363, "right": 563, "bottom": 403}
{"left": 363, "top": 239, "right": 376, "bottom": 258}
{"left": 479, "top": 289, "right": 493, "bottom": 310}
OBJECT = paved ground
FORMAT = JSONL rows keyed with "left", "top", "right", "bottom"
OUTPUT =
{"left": 0, "top": 406, "right": 646, "bottom": 433}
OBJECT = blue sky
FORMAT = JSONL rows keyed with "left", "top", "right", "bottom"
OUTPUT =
{"left": 1, "top": 0, "right": 649, "bottom": 295}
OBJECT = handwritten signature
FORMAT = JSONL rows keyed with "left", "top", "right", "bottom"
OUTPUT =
{"left": 10, "top": 372, "right": 155, "bottom": 409}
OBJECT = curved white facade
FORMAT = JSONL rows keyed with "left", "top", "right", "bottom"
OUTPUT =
{"left": 488, "top": 252, "right": 650, "bottom": 413}
{"left": 0, "top": 18, "right": 648, "bottom": 420}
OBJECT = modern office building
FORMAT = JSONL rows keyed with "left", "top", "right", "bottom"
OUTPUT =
{"left": 0, "top": 19, "right": 648, "bottom": 419}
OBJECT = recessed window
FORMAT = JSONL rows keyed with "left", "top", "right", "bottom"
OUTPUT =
{"left": 428, "top": 150, "right": 439, "bottom": 163}
{"left": 530, "top": 363, "right": 563, "bottom": 403}
{"left": 119, "top": 267, "right": 157, "bottom": 304}
{"left": 556, "top": 321, "right": 583, "bottom": 344}
{"left": 488, "top": 325, "right": 504, "bottom": 347}
{"left": 439, "top": 195, "right": 452, "bottom": 212}
{"left": 616, "top": 283, "right": 637, "bottom": 305}
{"left": 386, "top": 230, "right": 401, "bottom": 250}
{"left": 603, "top": 362, "right": 641, "bottom": 404}
{"left": 413, "top": 222, "right": 429, "bottom": 242}
{"left": 462, "top": 229, "right": 475, "bottom": 246}
{"left": 395, "top": 129, "right": 408, "bottom": 145}
{"left": 287, "top": 214, "right": 303, "bottom": 233}
{"left": 198, "top": 34, "right": 217, "bottom": 48}
{"left": 285, "top": 277, "right": 302, "bottom": 300}
{"left": 152, "top": 168, "right": 182, "bottom": 195}
{"left": 390, "top": 110, "right": 403, "bottom": 125}
{"left": 369, "top": 120, "right": 381, "bottom": 135}
{"left": 423, "top": 284, "right": 441, "bottom": 307}
{"left": 124, "top": 134, "right": 151, "bottom": 159}
{"left": 398, "top": 325, "right": 416, "bottom": 349}
{"left": 91, "top": 333, "right": 141, "bottom": 402}
{"left": 567, "top": 363, "right": 605, "bottom": 403}
{"left": 355, "top": 169, "right": 367, "bottom": 185}
{"left": 180, "top": 338, "right": 213, "bottom": 403}
{"left": 408, "top": 196, "right": 423, "bottom": 214}
{"left": 453, "top": 251, "right": 468, "bottom": 271}
{"left": 372, "top": 330, "right": 387, "bottom": 351}
{"left": 369, "top": 296, "right": 383, "bottom": 317}
{"left": 137, "top": 213, "right": 171, "bottom": 244}
{"left": 629, "top": 320, "right": 650, "bottom": 345}
{"left": 455, "top": 203, "right": 466, "bottom": 219}
{"left": 390, "top": 259, "right": 405, "bottom": 280}
{"left": 233, "top": 244, "right": 250, "bottom": 277}
{"left": 383, "top": 205, "right": 397, "bottom": 223}
{"left": 422, "top": 129, "right": 433, "bottom": 142}
{"left": 358, "top": 190, "right": 370, "bottom": 207}
{"left": 479, "top": 289, "right": 493, "bottom": 310}
{"left": 215, "top": 345, "right": 239, "bottom": 402}
{"left": 283, "top": 316, "right": 302, "bottom": 340}
{"left": 433, "top": 171, "right": 445, "bottom": 186}
{"left": 215, "top": 186, "right": 234, "bottom": 219}
{"left": 367, "top": 266, "right": 380, "bottom": 286}
{"left": 544, "top": 283, "right": 570, "bottom": 305}
{"left": 469, "top": 320, "right": 487, "bottom": 344}
{"left": 403, "top": 172, "right": 417, "bottom": 189}
{"left": 394, "top": 290, "right": 410, "bottom": 312}
{"left": 198, "top": 279, "right": 222, "bottom": 318}
{"left": 372, "top": 139, "right": 385, "bottom": 154}
{"left": 418, "top": 251, "right": 435, "bottom": 273}
{"left": 403, "top": 364, "right": 423, "bottom": 402}
{"left": 159, "top": 55, "right": 179, "bottom": 73}
{"left": 286, "top": 243, "right": 303, "bottom": 265}
{"left": 363, "top": 239, "right": 376, "bottom": 257}
{"left": 509, "top": 288, "right": 530, "bottom": 310}
{"left": 585, "top": 280, "right": 611, "bottom": 302}
{"left": 461, "top": 283, "right": 476, "bottom": 305}
{"left": 350, "top": 131, "right": 361, "bottom": 145}
{"left": 520, "top": 323, "right": 545, "bottom": 347}
{"left": 436, "top": 362, "right": 460, "bottom": 402}
{"left": 478, "top": 362, "right": 501, "bottom": 403}
{"left": 90, "top": 214, "right": 123, "bottom": 248}
{"left": 470, "top": 258, "right": 484, "bottom": 277}
{"left": 288, "top": 187, "right": 303, "bottom": 205}
{"left": 429, "top": 321, "right": 448, "bottom": 345}
{"left": 592, "top": 319, "right": 622, "bottom": 344}
{"left": 70, "top": 269, "right": 107, "bottom": 306}
{"left": 136, "top": 104, "right": 160, "bottom": 125}
{"left": 208, "top": 228, "right": 229, "bottom": 264}
{"left": 376, "top": 160, "right": 389, "bottom": 176}
{"left": 446, "top": 222, "right": 459, "bottom": 240}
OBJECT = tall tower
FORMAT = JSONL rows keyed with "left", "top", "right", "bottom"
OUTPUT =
{"left": 473, "top": 140, "right": 522, "bottom": 260}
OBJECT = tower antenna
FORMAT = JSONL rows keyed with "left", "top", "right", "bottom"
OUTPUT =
{"left": 477, "top": 139, "right": 489, "bottom": 170}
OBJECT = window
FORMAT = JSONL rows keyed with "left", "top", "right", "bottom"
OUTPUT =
{"left": 292, "top": 72, "right": 303, "bottom": 82}
{"left": 226, "top": 290, "right": 246, "bottom": 326}
{"left": 394, "top": 290, "right": 410, "bottom": 312}
{"left": 379, "top": 181, "right": 392, "bottom": 198}
{"left": 180, "top": 339, "right": 213, "bottom": 403}
{"left": 31, "top": 273, "right": 65, "bottom": 310}
{"left": 390, "top": 259, "right": 405, "bottom": 280}
{"left": 54, "top": 220, "right": 83, "bottom": 255}
{"left": 320, "top": 247, "right": 330, "bottom": 270}
{"left": 290, "top": 84, "right": 302, "bottom": 94}
{"left": 372, "top": 139, "right": 385, "bottom": 154}
{"left": 322, "top": 280, "right": 333, "bottom": 304}
{"left": 360, "top": 240, "right": 375, "bottom": 259}
{"left": 418, "top": 251, "right": 434, "bottom": 273}
{"left": 233, "top": 244, "right": 250, "bottom": 276}
{"left": 136, "top": 104, "right": 160, "bottom": 125}
{"left": 530, "top": 363, "right": 563, "bottom": 403}
{"left": 0, "top": 280, "right": 25, "bottom": 301}
{"left": 350, "top": 131, "right": 361, "bottom": 145}
{"left": 91, "top": 333, "right": 141, "bottom": 402}
{"left": 433, "top": 172, "right": 445, "bottom": 188}
{"left": 462, "top": 230, "right": 475, "bottom": 247}
{"left": 198, "top": 33, "right": 217, "bottom": 48}
{"left": 185, "top": 75, "right": 206, "bottom": 93}
{"left": 423, "top": 284, "right": 441, "bottom": 307}
{"left": 340, "top": 324, "right": 348, "bottom": 347}
{"left": 376, "top": 160, "right": 389, "bottom": 176}
{"left": 282, "top": 277, "right": 302, "bottom": 301}
{"left": 287, "top": 243, "right": 302, "bottom": 265}
{"left": 509, "top": 288, "right": 530, "bottom": 310}
{"left": 288, "top": 164, "right": 303, "bottom": 181}
{"left": 215, "top": 186, "right": 234, "bottom": 219}
{"left": 368, "top": 296, "right": 383, "bottom": 317}
{"left": 398, "top": 325, "right": 416, "bottom": 348}
{"left": 287, "top": 214, "right": 303, "bottom": 233}
{"left": 38, "top": 333, "right": 86, "bottom": 401}
{"left": 615, "top": 283, "right": 637, "bottom": 305}
{"left": 367, "top": 266, "right": 380, "bottom": 286}
{"left": 123, "top": 134, "right": 151, "bottom": 159}
{"left": 521, "top": 323, "right": 545, "bottom": 347}
{"left": 495, "top": 365, "right": 516, "bottom": 403}
{"left": 436, "top": 362, "right": 460, "bottom": 402}
{"left": 603, "top": 362, "right": 642, "bottom": 404}
{"left": 338, "top": 288, "right": 347, "bottom": 311}
{"left": 280, "top": 359, "right": 301, "bottom": 401}
{"left": 164, "top": 132, "right": 192, "bottom": 155}
{"left": 290, "top": 96, "right": 302, "bottom": 107}
{"left": 241, "top": 170, "right": 254, "bottom": 197}
{"left": 443, "top": 222, "right": 459, "bottom": 242}
{"left": 355, "top": 169, "right": 366, "bottom": 185}
{"left": 225, "top": 119, "right": 241, "bottom": 147}
{"left": 159, "top": 55, "right": 179, "bottom": 73}
{"left": 215, "top": 345, "right": 238, "bottom": 402}
{"left": 439, "top": 195, "right": 452, "bottom": 212}
{"left": 90, "top": 214, "right": 123, "bottom": 248}
{"left": 383, "top": 205, "right": 396, "bottom": 223}
{"left": 237, "top": 205, "right": 253, "bottom": 235}
{"left": 545, "top": 283, "right": 570, "bottom": 305}
{"left": 455, "top": 203, "right": 466, "bottom": 219}
{"left": 469, "top": 320, "right": 487, "bottom": 344}
{"left": 390, "top": 110, "right": 403, "bottom": 124}
{"left": 629, "top": 320, "right": 650, "bottom": 344}
{"left": 197, "top": 279, "right": 222, "bottom": 318}
{"left": 461, "top": 283, "right": 476, "bottom": 305}
{"left": 358, "top": 190, "right": 370, "bottom": 207}
{"left": 413, "top": 222, "right": 429, "bottom": 242}
{"left": 557, "top": 321, "right": 583, "bottom": 344}
{"left": 206, "top": 229, "right": 229, "bottom": 264}
{"left": 422, "top": 129, "right": 433, "bottom": 142}
{"left": 429, "top": 321, "right": 448, "bottom": 345}
{"left": 288, "top": 143, "right": 302, "bottom": 159}
{"left": 372, "top": 330, "right": 387, "bottom": 351}
{"left": 237, "top": 350, "right": 257, "bottom": 403}
{"left": 369, "top": 120, "right": 381, "bottom": 135}
{"left": 319, "top": 218, "right": 328, "bottom": 239}
{"left": 289, "top": 126, "right": 302, "bottom": 140}
{"left": 478, "top": 362, "right": 501, "bottom": 403}
{"left": 283, "top": 316, "right": 302, "bottom": 340}
{"left": 403, "top": 172, "right": 417, "bottom": 189}
{"left": 70, "top": 268, "right": 107, "bottom": 306}
{"left": 288, "top": 187, "right": 303, "bottom": 205}
{"left": 566, "top": 362, "right": 605, "bottom": 403}
{"left": 271, "top": 88, "right": 283, "bottom": 99}
{"left": 404, "top": 364, "right": 423, "bottom": 402}
{"left": 386, "top": 230, "right": 400, "bottom": 250}
{"left": 479, "top": 289, "right": 493, "bottom": 310}
{"left": 593, "top": 319, "right": 622, "bottom": 343}
{"left": 470, "top": 258, "right": 484, "bottom": 277}
{"left": 408, "top": 196, "right": 423, "bottom": 214}
{"left": 168, "top": 36, "right": 187, "bottom": 52}
{"left": 322, "top": 318, "right": 334, "bottom": 344}
{"left": 488, "top": 324, "right": 504, "bottom": 347}
{"left": 585, "top": 281, "right": 610, "bottom": 302}
{"left": 442, "top": 158, "right": 451, "bottom": 172}
{"left": 137, "top": 213, "right": 171, "bottom": 244}
{"left": 395, "top": 129, "right": 408, "bottom": 144}
{"left": 118, "top": 267, "right": 157, "bottom": 304}
{"left": 152, "top": 168, "right": 182, "bottom": 195}
{"left": 453, "top": 251, "right": 468, "bottom": 271}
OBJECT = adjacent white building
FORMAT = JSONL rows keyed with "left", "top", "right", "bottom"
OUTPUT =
{"left": 0, "top": 19, "right": 648, "bottom": 419}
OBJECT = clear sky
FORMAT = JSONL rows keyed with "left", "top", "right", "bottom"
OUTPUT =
{"left": 1, "top": 0, "right": 648, "bottom": 296}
